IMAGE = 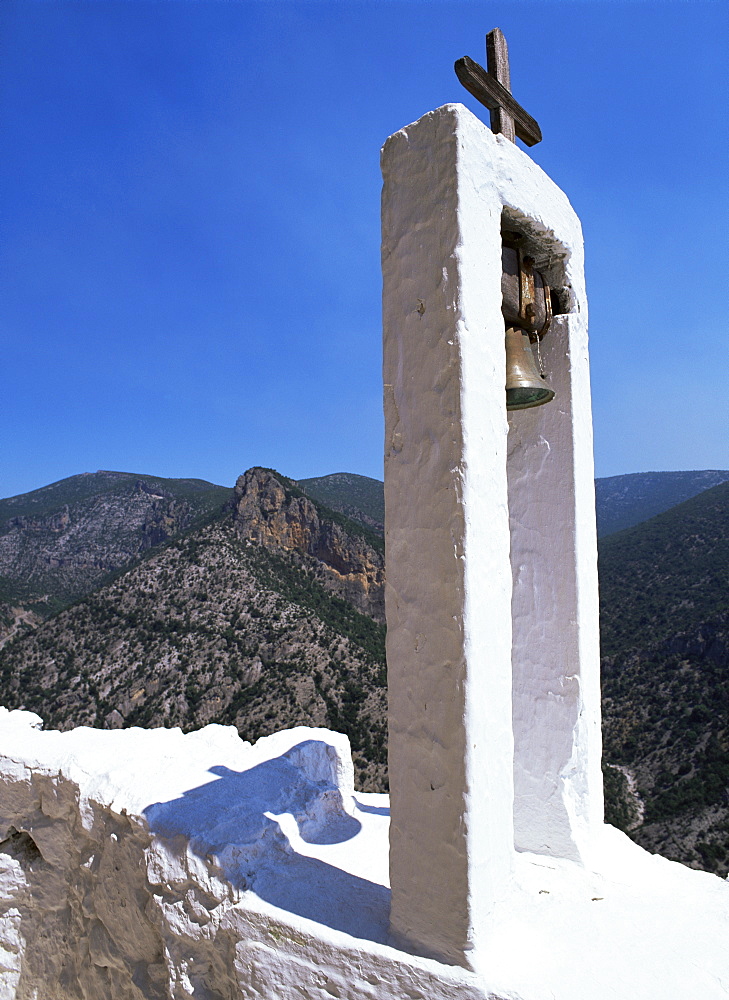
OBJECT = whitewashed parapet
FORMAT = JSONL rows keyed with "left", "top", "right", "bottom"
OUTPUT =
{"left": 0, "top": 710, "right": 497, "bottom": 1000}
{"left": 1, "top": 710, "right": 727, "bottom": 999}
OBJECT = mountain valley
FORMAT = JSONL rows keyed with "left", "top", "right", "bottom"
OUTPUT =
{"left": 0, "top": 465, "right": 727, "bottom": 874}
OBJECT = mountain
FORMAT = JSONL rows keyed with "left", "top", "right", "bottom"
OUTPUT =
{"left": 599, "top": 479, "right": 729, "bottom": 654}
{"left": 0, "top": 469, "right": 388, "bottom": 792}
{"left": 297, "top": 473, "right": 385, "bottom": 534}
{"left": 2, "top": 464, "right": 728, "bottom": 871}
{"left": 595, "top": 470, "right": 729, "bottom": 537}
{"left": 599, "top": 480, "right": 729, "bottom": 875}
{"left": 232, "top": 469, "right": 384, "bottom": 622}
{"left": 0, "top": 471, "right": 232, "bottom": 630}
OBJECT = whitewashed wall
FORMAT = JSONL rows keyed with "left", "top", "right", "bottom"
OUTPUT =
{"left": 382, "top": 102, "right": 603, "bottom": 968}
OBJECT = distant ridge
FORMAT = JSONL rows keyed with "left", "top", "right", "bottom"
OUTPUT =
{"left": 298, "top": 469, "right": 729, "bottom": 540}
{"left": 599, "top": 478, "right": 729, "bottom": 655}
{"left": 595, "top": 469, "right": 729, "bottom": 537}
{"left": 297, "top": 473, "right": 385, "bottom": 533}
{"left": 6, "top": 468, "right": 727, "bottom": 541}
{"left": 0, "top": 471, "right": 232, "bottom": 619}
{"left": 0, "top": 470, "right": 230, "bottom": 524}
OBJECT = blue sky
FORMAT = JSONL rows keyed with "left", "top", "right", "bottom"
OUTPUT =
{"left": 1, "top": 0, "right": 727, "bottom": 498}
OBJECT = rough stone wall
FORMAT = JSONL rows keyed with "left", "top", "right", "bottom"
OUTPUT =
{"left": 1, "top": 780, "right": 169, "bottom": 999}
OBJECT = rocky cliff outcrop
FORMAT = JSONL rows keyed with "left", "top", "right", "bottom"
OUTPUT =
{"left": 232, "top": 469, "right": 385, "bottom": 622}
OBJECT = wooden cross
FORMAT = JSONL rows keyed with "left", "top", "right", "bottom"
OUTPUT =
{"left": 455, "top": 28, "right": 542, "bottom": 146}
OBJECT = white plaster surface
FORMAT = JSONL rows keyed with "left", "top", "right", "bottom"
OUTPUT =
{"left": 382, "top": 103, "right": 604, "bottom": 965}
{"left": 0, "top": 709, "right": 727, "bottom": 1000}
{"left": 507, "top": 319, "right": 604, "bottom": 863}
{"left": 382, "top": 101, "right": 515, "bottom": 967}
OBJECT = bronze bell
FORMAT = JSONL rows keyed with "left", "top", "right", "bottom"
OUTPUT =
{"left": 505, "top": 326, "right": 555, "bottom": 410}
{"left": 502, "top": 236, "right": 555, "bottom": 411}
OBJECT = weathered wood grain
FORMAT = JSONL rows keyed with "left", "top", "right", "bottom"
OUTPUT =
{"left": 454, "top": 54, "right": 542, "bottom": 146}
{"left": 486, "top": 28, "right": 515, "bottom": 142}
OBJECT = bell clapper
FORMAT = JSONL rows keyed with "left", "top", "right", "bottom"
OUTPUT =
{"left": 535, "top": 330, "right": 546, "bottom": 378}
